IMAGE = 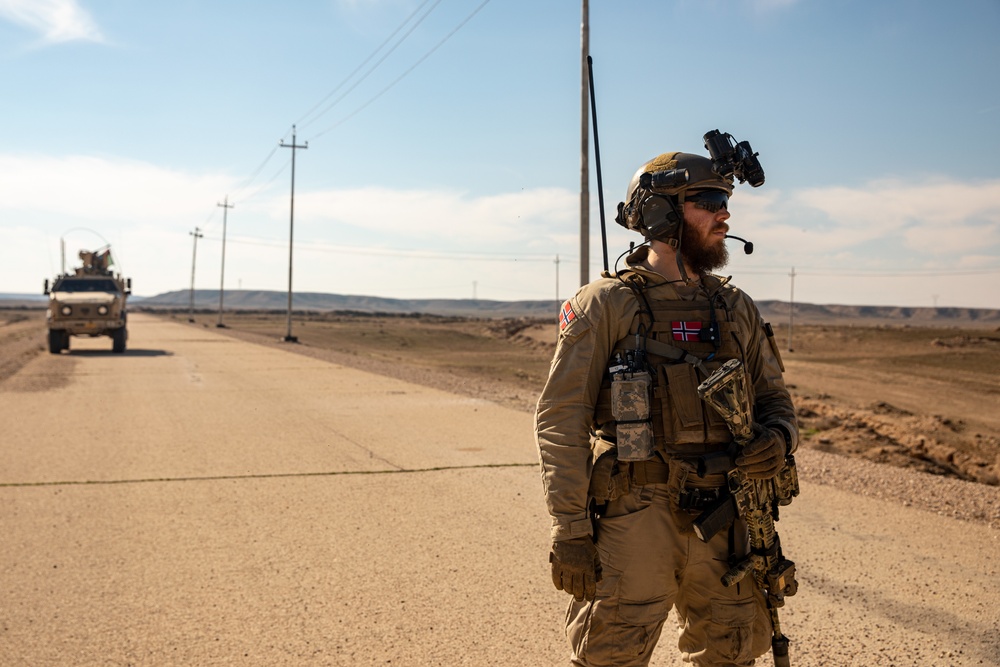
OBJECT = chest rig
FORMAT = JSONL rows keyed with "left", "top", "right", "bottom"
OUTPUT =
{"left": 596, "top": 272, "right": 748, "bottom": 457}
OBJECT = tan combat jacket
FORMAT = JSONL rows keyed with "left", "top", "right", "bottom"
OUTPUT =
{"left": 535, "top": 250, "right": 798, "bottom": 542}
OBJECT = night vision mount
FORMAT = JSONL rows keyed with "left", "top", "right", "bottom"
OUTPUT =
{"left": 703, "top": 129, "right": 765, "bottom": 187}
{"left": 636, "top": 130, "right": 765, "bottom": 195}
{"left": 638, "top": 169, "right": 689, "bottom": 193}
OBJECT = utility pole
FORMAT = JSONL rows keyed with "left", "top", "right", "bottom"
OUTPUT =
{"left": 280, "top": 125, "right": 307, "bottom": 343}
{"left": 188, "top": 227, "right": 203, "bottom": 323}
{"left": 788, "top": 266, "right": 796, "bottom": 352}
{"left": 579, "top": 0, "right": 590, "bottom": 287}
{"left": 216, "top": 196, "right": 234, "bottom": 328}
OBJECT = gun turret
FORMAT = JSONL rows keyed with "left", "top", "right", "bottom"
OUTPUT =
{"left": 76, "top": 247, "right": 114, "bottom": 276}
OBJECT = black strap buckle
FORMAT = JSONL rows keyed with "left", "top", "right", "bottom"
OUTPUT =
{"left": 678, "top": 487, "right": 723, "bottom": 511}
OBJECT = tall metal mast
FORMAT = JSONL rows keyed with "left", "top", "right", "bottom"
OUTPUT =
{"left": 280, "top": 125, "right": 308, "bottom": 343}
{"left": 188, "top": 227, "right": 203, "bottom": 323}
{"left": 217, "top": 196, "right": 234, "bottom": 328}
{"left": 579, "top": 0, "right": 590, "bottom": 287}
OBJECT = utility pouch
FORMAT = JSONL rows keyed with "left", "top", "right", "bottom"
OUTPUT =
{"left": 588, "top": 442, "right": 631, "bottom": 505}
{"left": 612, "top": 370, "right": 654, "bottom": 461}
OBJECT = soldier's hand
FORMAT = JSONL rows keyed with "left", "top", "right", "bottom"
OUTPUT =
{"left": 549, "top": 537, "right": 602, "bottom": 601}
{"left": 736, "top": 425, "right": 787, "bottom": 479}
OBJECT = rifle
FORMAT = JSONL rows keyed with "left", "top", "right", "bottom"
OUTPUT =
{"left": 694, "top": 358, "right": 799, "bottom": 667}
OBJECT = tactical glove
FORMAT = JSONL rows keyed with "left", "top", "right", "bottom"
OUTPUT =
{"left": 735, "top": 424, "right": 787, "bottom": 479}
{"left": 549, "top": 537, "right": 602, "bottom": 601}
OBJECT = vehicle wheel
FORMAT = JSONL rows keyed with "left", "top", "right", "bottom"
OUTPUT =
{"left": 62, "top": 332, "right": 70, "bottom": 351}
{"left": 48, "top": 330, "right": 64, "bottom": 354}
{"left": 112, "top": 327, "right": 127, "bottom": 353}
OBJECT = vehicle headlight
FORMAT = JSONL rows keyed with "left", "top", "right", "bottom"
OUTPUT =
{"left": 97, "top": 305, "right": 109, "bottom": 315}
{"left": 60, "top": 305, "right": 72, "bottom": 316}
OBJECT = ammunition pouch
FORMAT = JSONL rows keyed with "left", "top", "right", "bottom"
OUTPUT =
{"left": 630, "top": 459, "right": 671, "bottom": 486}
{"left": 692, "top": 493, "right": 738, "bottom": 542}
{"left": 590, "top": 448, "right": 725, "bottom": 501}
{"left": 588, "top": 441, "right": 631, "bottom": 506}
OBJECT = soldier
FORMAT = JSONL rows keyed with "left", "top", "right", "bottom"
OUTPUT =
{"left": 535, "top": 148, "right": 798, "bottom": 666}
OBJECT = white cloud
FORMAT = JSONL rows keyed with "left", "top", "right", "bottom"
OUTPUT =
{"left": 2, "top": 151, "right": 998, "bottom": 307}
{"left": 789, "top": 177, "right": 1000, "bottom": 257}
{"left": 0, "top": 153, "right": 235, "bottom": 222}
{"left": 293, "top": 186, "right": 577, "bottom": 246}
{"left": 0, "top": 0, "right": 103, "bottom": 44}
{"left": 903, "top": 222, "right": 1000, "bottom": 256}
{"left": 713, "top": 177, "right": 1000, "bottom": 268}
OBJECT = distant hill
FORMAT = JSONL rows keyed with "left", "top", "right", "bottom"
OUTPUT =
{"left": 3, "top": 289, "right": 997, "bottom": 326}
{"left": 755, "top": 300, "right": 1000, "bottom": 327}
{"left": 123, "top": 289, "right": 1000, "bottom": 326}
{"left": 0, "top": 294, "right": 46, "bottom": 304}
{"left": 131, "top": 289, "right": 561, "bottom": 318}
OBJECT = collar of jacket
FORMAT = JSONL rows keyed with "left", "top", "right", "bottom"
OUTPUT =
{"left": 606, "top": 246, "right": 732, "bottom": 297}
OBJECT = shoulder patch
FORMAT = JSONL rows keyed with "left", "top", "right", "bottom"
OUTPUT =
{"left": 559, "top": 300, "right": 577, "bottom": 331}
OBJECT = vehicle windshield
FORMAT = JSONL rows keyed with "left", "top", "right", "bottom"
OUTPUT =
{"left": 53, "top": 278, "right": 120, "bottom": 293}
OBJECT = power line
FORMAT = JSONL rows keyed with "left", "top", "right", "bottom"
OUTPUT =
{"left": 731, "top": 266, "right": 1000, "bottom": 277}
{"left": 233, "top": 156, "right": 292, "bottom": 206}
{"left": 214, "top": 0, "right": 454, "bottom": 211}
{"left": 296, "top": 0, "right": 444, "bottom": 130}
{"left": 310, "top": 0, "right": 493, "bottom": 141}
{"left": 792, "top": 267, "right": 1000, "bottom": 277}
{"left": 203, "top": 1, "right": 491, "bottom": 226}
{"left": 200, "top": 233, "right": 559, "bottom": 263}
{"left": 192, "top": 230, "right": 1000, "bottom": 277}
{"left": 231, "top": 142, "right": 283, "bottom": 202}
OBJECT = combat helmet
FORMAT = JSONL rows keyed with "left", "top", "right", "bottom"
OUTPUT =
{"left": 615, "top": 151, "right": 734, "bottom": 246}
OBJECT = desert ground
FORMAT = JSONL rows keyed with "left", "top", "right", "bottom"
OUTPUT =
{"left": 1, "top": 307, "right": 998, "bottom": 666}
{"left": 147, "top": 307, "right": 1000, "bottom": 492}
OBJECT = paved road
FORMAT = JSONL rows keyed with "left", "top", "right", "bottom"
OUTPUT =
{"left": 1, "top": 314, "right": 997, "bottom": 666}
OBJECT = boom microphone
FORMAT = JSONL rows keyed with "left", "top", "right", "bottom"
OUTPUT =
{"left": 725, "top": 234, "right": 754, "bottom": 254}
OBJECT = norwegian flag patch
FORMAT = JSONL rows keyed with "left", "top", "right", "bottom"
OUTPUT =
{"left": 671, "top": 321, "right": 702, "bottom": 342}
{"left": 559, "top": 300, "right": 577, "bottom": 330}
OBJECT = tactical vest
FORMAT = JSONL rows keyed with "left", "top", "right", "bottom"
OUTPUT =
{"left": 595, "top": 277, "right": 749, "bottom": 457}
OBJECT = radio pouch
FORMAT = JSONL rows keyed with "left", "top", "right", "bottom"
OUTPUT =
{"left": 611, "top": 370, "right": 654, "bottom": 461}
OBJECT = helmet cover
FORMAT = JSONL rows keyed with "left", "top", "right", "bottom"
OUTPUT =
{"left": 616, "top": 152, "right": 734, "bottom": 243}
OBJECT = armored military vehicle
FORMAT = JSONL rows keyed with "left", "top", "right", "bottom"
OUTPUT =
{"left": 43, "top": 247, "right": 132, "bottom": 354}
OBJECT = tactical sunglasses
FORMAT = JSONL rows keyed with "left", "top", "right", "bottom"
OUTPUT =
{"left": 686, "top": 190, "right": 729, "bottom": 213}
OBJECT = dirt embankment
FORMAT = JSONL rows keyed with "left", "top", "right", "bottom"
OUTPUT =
{"left": 0, "top": 310, "right": 46, "bottom": 381}
{"left": 492, "top": 317, "right": 1000, "bottom": 488}
{"left": 795, "top": 396, "right": 999, "bottom": 485}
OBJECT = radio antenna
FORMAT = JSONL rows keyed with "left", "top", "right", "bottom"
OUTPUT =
{"left": 586, "top": 55, "right": 610, "bottom": 274}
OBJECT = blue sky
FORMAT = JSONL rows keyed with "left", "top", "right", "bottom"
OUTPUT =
{"left": 1, "top": 0, "right": 998, "bottom": 309}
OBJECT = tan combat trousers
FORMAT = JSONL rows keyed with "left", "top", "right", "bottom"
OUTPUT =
{"left": 565, "top": 470, "right": 773, "bottom": 666}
